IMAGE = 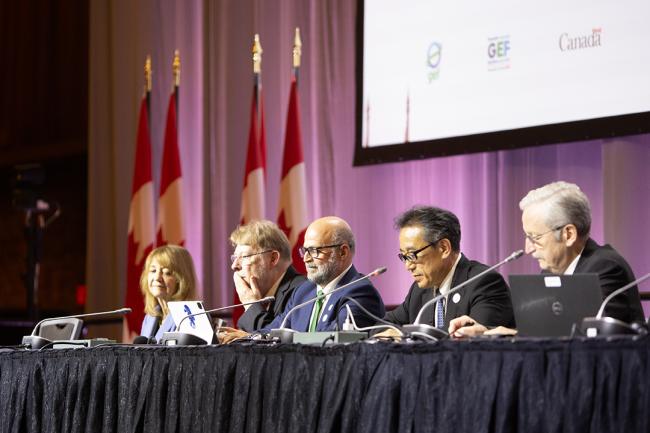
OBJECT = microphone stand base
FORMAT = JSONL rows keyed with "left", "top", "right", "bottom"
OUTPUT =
{"left": 268, "top": 328, "right": 297, "bottom": 343}
{"left": 22, "top": 335, "right": 53, "bottom": 349}
{"left": 579, "top": 317, "right": 646, "bottom": 337}
{"left": 402, "top": 324, "right": 449, "bottom": 341}
{"left": 293, "top": 331, "right": 367, "bottom": 345}
{"left": 160, "top": 332, "right": 210, "bottom": 346}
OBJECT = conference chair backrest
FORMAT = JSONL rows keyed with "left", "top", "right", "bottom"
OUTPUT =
{"left": 38, "top": 318, "right": 83, "bottom": 341}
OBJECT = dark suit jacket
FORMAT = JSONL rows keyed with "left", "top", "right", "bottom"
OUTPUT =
{"left": 384, "top": 254, "right": 515, "bottom": 330}
{"left": 574, "top": 238, "right": 644, "bottom": 324}
{"left": 261, "top": 265, "right": 385, "bottom": 332}
{"left": 237, "top": 265, "right": 307, "bottom": 332}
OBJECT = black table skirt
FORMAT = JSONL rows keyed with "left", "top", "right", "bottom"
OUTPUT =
{"left": 1, "top": 337, "right": 649, "bottom": 433}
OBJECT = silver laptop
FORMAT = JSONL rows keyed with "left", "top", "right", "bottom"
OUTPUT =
{"left": 508, "top": 274, "right": 603, "bottom": 337}
{"left": 167, "top": 300, "right": 215, "bottom": 344}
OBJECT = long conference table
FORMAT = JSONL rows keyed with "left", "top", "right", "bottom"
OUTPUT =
{"left": 1, "top": 336, "right": 649, "bottom": 433}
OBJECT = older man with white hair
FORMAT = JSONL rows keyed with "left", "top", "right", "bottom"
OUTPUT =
{"left": 450, "top": 181, "right": 644, "bottom": 337}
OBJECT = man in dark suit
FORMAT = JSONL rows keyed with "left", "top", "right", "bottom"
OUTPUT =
{"left": 572, "top": 238, "right": 644, "bottom": 323}
{"left": 384, "top": 206, "right": 514, "bottom": 331}
{"left": 449, "top": 181, "right": 644, "bottom": 337}
{"left": 230, "top": 220, "right": 307, "bottom": 332}
{"left": 518, "top": 181, "right": 644, "bottom": 324}
{"left": 261, "top": 216, "right": 385, "bottom": 332}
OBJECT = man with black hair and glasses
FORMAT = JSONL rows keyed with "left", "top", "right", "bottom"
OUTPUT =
{"left": 260, "top": 216, "right": 385, "bottom": 332}
{"left": 383, "top": 206, "right": 515, "bottom": 332}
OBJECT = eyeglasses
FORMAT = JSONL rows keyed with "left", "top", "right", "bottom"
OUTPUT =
{"left": 524, "top": 226, "right": 565, "bottom": 245}
{"left": 230, "top": 250, "right": 273, "bottom": 265}
{"left": 298, "top": 244, "right": 343, "bottom": 259}
{"left": 398, "top": 241, "right": 439, "bottom": 263}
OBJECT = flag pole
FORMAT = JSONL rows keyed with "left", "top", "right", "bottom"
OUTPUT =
{"left": 125, "top": 56, "right": 156, "bottom": 341}
{"left": 252, "top": 34, "right": 263, "bottom": 119}
{"left": 157, "top": 50, "right": 184, "bottom": 248}
{"left": 233, "top": 34, "right": 267, "bottom": 325}
{"left": 292, "top": 28, "right": 302, "bottom": 84}
{"left": 172, "top": 50, "right": 180, "bottom": 127}
{"left": 144, "top": 55, "right": 152, "bottom": 131}
{"left": 276, "top": 27, "right": 308, "bottom": 274}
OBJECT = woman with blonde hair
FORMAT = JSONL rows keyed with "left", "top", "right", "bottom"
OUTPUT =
{"left": 140, "top": 245, "right": 197, "bottom": 342}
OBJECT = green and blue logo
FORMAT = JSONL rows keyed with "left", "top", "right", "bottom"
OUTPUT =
{"left": 427, "top": 41, "right": 442, "bottom": 82}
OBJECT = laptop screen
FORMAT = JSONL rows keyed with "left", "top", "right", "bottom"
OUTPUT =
{"left": 508, "top": 274, "right": 603, "bottom": 337}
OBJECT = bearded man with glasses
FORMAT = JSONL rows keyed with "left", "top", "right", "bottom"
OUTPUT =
{"left": 260, "top": 216, "right": 385, "bottom": 332}
{"left": 383, "top": 206, "right": 514, "bottom": 332}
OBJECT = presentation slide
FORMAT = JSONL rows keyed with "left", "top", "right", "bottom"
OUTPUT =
{"left": 356, "top": 0, "right": 650, "bottom": 162}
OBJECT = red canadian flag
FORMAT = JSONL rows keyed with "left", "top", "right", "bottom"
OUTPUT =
{"left": 124, "top": 96, "right": 155, "bottom": 342}
{"left": 157, "top": 92, "right": 184, "bottom": 247}
{"left": 277, "top": 77, "right": 308, "bottom": 274}
{"left": 240, "top": 89, "right": 267, "bottom": 224}
{"left": 234, "top": 85, "right": 267, "bottom": 324}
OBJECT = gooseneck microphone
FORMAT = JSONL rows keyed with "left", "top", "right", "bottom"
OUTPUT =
{"left": 402, "top": 250, "right": 524, "bottom": 340}
{"left": 23, "top": 307, "right": 132, "bottom": 349}
{"left": 595, "top": 272, "right": 650, "bottom": 319}
{"left": 269, "top": 267, "right": 387, "bottom": 343}
{"left": 30, "top": 307, "right": 132, "bottom": 336}
{"left": 160, "top": 296, "right": 275, "bottom": 346}
{"left": 580, "top": 271, "right": 650, "bottom": 337}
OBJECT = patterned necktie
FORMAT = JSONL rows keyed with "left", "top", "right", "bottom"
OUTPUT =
{"left": 436, "top": 297, "right": 445, "bottom": 329}
{"left": 309, "top": 288, "right": 324, "bottom": 332}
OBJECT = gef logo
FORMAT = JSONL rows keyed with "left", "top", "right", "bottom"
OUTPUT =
{"left": 487, "top": 35, "right": 511, "bottom": 71}
{"left": 488, "top": 40, "right": 510, "bottom": 58}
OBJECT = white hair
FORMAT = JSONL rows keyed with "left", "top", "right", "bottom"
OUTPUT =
{"left": 519, "top": 181, "right": 592, "bottom": 238}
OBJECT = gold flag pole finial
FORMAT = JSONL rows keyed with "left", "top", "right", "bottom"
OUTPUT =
{"left": 293, "top": 28, "right": 302, "bottom": 69}
{"left": 144, "top": 55, "right": 152, "bottom": 92}
{"left": 253, "top": 34, "right": 263, "bottom": 74}
{"left": 172, "top": 50, "right": 181, "bottom": 87}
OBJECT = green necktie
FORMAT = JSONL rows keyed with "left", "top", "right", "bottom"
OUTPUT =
{"left": 309, "top": 289, "right": 324, "bottom": 332}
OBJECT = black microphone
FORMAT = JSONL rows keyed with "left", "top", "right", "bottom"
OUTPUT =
{"left": 160, "top": 296, "right": 275, "bottom": 346}
{"left": 402, "top": 250, "right": 524, "bottom": 340}
{"left": 22, "top": 307, "right": 132, "bottom": 349}
{"left": 580, "top": 271, "right": 650, "bottom": 337}
{"left": 133, "top": 318, "right": 160, "bottom": 344}
{"left": 269, "top": 267, "right": 387, "bottom": 343}
{"left": 133, "top": 335, "right": 154, "bottom": 344}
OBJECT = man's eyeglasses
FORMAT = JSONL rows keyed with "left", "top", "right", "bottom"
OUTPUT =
{"left": 230, "top": 250, "right": 273, "bottom": 265}
{"left": 524, "top": 226, "right": 565, "bottom": 245}
{"left": 398, "top": 241, "right": 439, "bottom": 263}
{"left": 298, "top": 244, "right": 343, "bottom": 259}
